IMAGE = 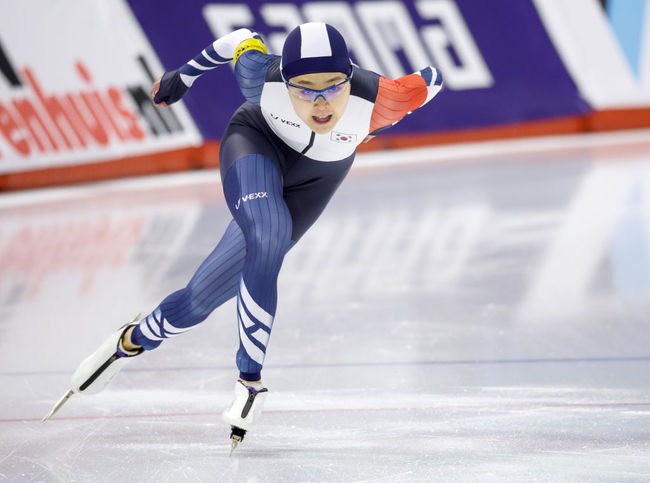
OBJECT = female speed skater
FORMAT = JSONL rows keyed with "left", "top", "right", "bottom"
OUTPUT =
{"left": 43, "top": 22, "right": 443, "bottom": 451}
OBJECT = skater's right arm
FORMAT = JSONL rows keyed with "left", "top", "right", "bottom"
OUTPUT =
{"left": 151, "top": 28, "right": 268, "bottom": 106}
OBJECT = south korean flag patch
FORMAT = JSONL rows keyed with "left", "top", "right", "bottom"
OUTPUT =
{"left": 331, "top": 131, "right": 357, "bottom": 144}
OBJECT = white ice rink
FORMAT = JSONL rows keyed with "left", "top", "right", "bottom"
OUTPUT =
{"left": 1, "top": 130, "right": 650, "bottom": 481}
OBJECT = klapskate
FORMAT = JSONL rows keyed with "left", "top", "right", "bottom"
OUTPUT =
{"left": 42, "top": 315, "right": 143, "bottom": 421}
{"left": 222, "top": 379, "right": 268, "bottom": 454}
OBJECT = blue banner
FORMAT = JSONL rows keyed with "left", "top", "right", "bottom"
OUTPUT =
{"left": 127, "top": 0, "right": 588, "bottom": 141}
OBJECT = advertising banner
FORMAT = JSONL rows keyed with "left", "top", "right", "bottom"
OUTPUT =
{"left": 0, "top": 0, "right": 202, "bottom": 176}
{"left": 126, "top": 0, "right": 588, "bottom": 141}
{"left": 534, "top": 0, "right": 650, "bottom": 110}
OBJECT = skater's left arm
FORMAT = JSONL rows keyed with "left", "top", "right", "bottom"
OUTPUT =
{"left": 368, "top": 67, "right": 443, "bottom": 136}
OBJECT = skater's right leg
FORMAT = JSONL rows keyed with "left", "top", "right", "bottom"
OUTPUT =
{"left": 66, "top": 220, "right": 247, "bottom": 397}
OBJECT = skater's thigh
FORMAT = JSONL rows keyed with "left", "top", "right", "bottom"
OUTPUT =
{"left": 222, "top": 154, "right": 292, "bottom": 248}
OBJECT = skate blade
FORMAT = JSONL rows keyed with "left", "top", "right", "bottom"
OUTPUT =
{"left": 42, "top": 389, "right": 74, "bottom": 422}
{"left": 229, "top": 435, "right": 242, "bottom": 457}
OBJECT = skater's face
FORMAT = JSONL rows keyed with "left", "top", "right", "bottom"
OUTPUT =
{"left": 286, "top": 72, "right": 351, "bottom": 134}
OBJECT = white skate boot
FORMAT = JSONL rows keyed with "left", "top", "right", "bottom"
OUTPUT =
{"left": 42, "top": 316, "right": 144, "bottom": 421}
{"left": 222, "top": 380, "right": 268, "bottom": 454}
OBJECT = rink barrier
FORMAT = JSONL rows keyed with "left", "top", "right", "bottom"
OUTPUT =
{"left": 362, "top": 107, "right": 650, "bottom": 151}
{"left": 585, "top": 107, "right": 650, "bottom": 132}
{"left": 0, "top": 143, "right": 219, "bottom": 191}
{"left": 2, "top": 0, "right": 649, "bottom": 190}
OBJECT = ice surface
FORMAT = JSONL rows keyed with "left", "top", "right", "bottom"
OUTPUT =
{"left": 1, "top": 132, "right": 650, "bottom": 481}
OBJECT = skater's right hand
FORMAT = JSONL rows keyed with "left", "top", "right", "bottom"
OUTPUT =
{"left": 151, "top": 70, "right": 189, "bottom": 107}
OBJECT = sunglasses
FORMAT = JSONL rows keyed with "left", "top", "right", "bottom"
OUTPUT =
{"left": 285, "top": 74, "right": 353, "bottom": 102}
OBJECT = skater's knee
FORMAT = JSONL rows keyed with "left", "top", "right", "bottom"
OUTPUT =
{"left": 160, "top": 286, "right": 211, "bottom": 327}
{"left": 181, "top": 286, "right": 215, "bottom": 323}
{"left": 246, "top": 221, "right": 292, "bottom": 262}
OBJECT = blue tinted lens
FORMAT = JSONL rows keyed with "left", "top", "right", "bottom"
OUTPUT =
{"left": 323, "top": 84, "right": 344, "bottom": 99}
{"left": 288, "top": 77, "right": 350, "bottom": 102}
{"left": 295, "top": 88, "right": 318, "bottom": 101}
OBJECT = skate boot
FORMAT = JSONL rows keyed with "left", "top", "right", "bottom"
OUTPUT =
{"left": 222, "top": 379, "right": 268, "bottom": 454}
{"left": 42, "top": 316, "right": 144, "bottom": 421}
